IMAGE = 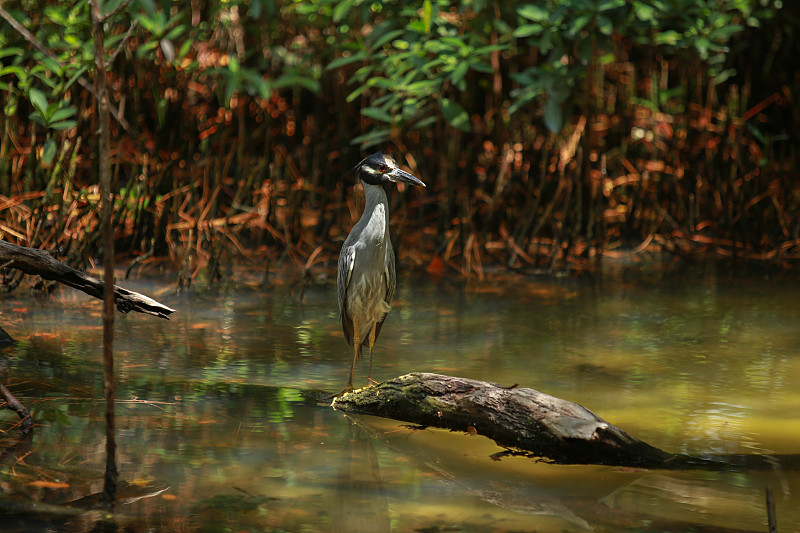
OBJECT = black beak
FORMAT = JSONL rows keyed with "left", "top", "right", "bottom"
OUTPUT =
{"left": 386, "top": 168, "right": 426, "bottom": 188}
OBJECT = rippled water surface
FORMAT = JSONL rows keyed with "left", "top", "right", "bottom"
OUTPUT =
{"left": 1, "top": 262, "right": 799, "bottom": 531}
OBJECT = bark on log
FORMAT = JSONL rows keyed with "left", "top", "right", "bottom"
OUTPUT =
{"left": 0, "top": 240, "right": 174, "bottom": 319}
{"left": 331, "top": 372, "right": 675, "bottom": 468}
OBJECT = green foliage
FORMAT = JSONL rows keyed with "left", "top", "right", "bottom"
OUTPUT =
{"left": 509, "top": 0, "right": 774, "bottom": 131}
{"left": 0, "top": 0, "right": 793, "bottom": 272}
{"left": 320, "top": 0, "right": 777, "bottom": 140}
{"left": 327, "top": 0, "right": 507, "bottom": 147}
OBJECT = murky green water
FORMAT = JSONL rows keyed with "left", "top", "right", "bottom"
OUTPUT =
{"left": 1, "top": 262, "right": 799, "bottom": 531}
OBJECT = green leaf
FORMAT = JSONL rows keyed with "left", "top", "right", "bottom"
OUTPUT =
{"left": 49, "top": 106, "right": 76, "bottom": 122}
{"left": 410, "top": 115, "right": 437, "bottom": 130}
{"left": 543, "top": 96, "right": 563, "bottom": 133}
{"left": 136, "top": 40, "right": 160, "bottom": 60}
{"left": 0, "top": 47, "right": 24, "bottom": 60}
{"left": 422, "top": 0, "right": 432, "bottom": 33}
{"left": 178, "top": 39, "right": 194, "bottom": 60}
{"left": 513, "top": 24, "right": 543, "bottom": 38}
{"left": 405, "top": 79, "right": 439, "bottom": 95}
{"left": 655, "top": 30, "right": 680, "bottom": 46}
{"left": 0, "top": 65, "right": 27, "bottom": 81}
{"left": 326, "top": 51, "right": 367, "bottom": 70}
{"left": 517, "top": 4, "right": 549, "bottom": 22}
{"left": 449, "top": 61, "right": 469, "bottom": 87}
{"left": 333, "top": 0, "right": 357, "bottom": 22}
{"left": 42, "top": 137, "right": 57, "bottom": 165}
{"left": 569, "top": 13, "right": 593, "bottom": 36}
{"left": 346, "top": 84, "right": 370, "bottom": 102}
{"left": 440, "top": 98, "right": 470, "bottom": 132}
{"left": 472, "top": 44, "right": 508, "bottom": 56}
{"left": 41, "top": 57, "right": 63, "bottom": 76}
{"left": 50, "top": 120, "right": 77, "bottom": 131}
{"left": 369, "top": 29, "right": 404, "bottom": 51}
{"left": 28, "top": 88, "right": 48, "bottom": 115}
{"left": 597, "top": 15, "right": 613, "bottom": 35}
{"left": 136, "top": 13, "right": 157, "bottom": 34}
{"left": 633, "top": 2, "right": 655, "bottom": 21}
{"left": 361, "top": 106, "right": 392, "bottom": 123}
{"left": 165, "top": 24, "right": 186, "bottom": 41}
{"left": 64, "top": 66, "right": 87, "bottom": 91}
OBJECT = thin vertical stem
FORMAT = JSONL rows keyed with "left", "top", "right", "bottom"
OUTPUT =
{"left": 90, "top": 0, "right": 118, "bottom": 509}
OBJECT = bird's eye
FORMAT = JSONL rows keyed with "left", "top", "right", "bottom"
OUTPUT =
{"left": 378, "top": 164, "right": 388, "bottom": 173}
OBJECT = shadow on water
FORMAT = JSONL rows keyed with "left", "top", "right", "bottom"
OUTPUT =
{"left": 1, "top": 266, "right": 799, "bottom": 531}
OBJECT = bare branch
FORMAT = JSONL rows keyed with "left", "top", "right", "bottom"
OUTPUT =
{"left": 0, "top": 241, "right": 175, "bottom": 319}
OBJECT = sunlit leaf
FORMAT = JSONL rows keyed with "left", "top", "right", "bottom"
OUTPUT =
{"left": 0, "top": 65, "right": 27, "bottom": 81}
{"left": 165, "top": 25, "right": 186, "bottom": 41}
{"left": 333, "top": 0, "right": 357, "bottom": 23}
{"left": 513, "top": 24, "right": 543, "bottom": 38}
{"left": 346, "top": 84, "right": 370, "bottom": 102}
{"left": 28, "top": 87, "right": 48, "bottom": 115}
{"left": 422, "top": 0, "right": 432, "bottom": 33}
{"left": 136, "top": 40, "right": 160, "bottom": 60}
{"left": 369, "top": 29, "right": 404, "bottom": 51}
{"left": 597, "top": 14, "right": 613, "bottom": 35}
{"left": 517, "top": 4, "right": 549, "bottom": 22}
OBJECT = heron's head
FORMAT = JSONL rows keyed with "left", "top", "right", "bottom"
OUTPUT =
{"left": 352, "top": 153, "right": 426, "bottom": 188}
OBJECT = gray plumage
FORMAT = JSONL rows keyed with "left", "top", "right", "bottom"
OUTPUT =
{"left": 336, "top": 152, "right": 425, "bottom": 392}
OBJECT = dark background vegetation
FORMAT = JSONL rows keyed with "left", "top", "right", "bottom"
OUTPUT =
{"left": 0, "top": 0, "right": 797, "bottom": 284}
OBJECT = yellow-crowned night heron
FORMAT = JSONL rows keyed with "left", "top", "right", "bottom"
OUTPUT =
{"left": 337, "top": 152, "right": 425, "bottom": 392}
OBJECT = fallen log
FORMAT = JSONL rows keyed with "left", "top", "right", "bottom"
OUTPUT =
{"left": 331, "top": 372, "right": 673, "bottom": 467}
{"left": 0, "top": 240, "right": 174, "bottom": 319}
{"left": 331, "top": 373, "right": 800, "bottom": 470}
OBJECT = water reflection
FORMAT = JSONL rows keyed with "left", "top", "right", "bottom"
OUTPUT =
{"left": 332, "top": 418, "right": 390, "bottom": 533}
{"left": 1, "top": 267, "right": 799, "bottom": 531}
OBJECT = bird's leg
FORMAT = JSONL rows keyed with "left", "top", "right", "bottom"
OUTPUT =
{"left": 367, "top": 322, "right": 378, "bottom": 385}
{"left": 346, "top": 316, "right": 361, "bottom": 393}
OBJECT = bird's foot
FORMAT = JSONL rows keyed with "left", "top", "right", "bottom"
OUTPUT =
{"left": 367, "top": 377, "right": 380, "bottom": 386}
{"left": 324, "top": 384, "right": 354, "bottom": 401}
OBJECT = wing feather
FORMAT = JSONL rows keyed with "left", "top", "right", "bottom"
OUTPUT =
{"left": 337, "top": 245, "right": 356, "bottom": 346}
{"left": 373, "top": 244, "right": 396, "bottom": 343}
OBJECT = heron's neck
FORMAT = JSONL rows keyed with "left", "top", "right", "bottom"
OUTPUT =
{"left": 361, "top": 182, "right": 389, "bottom": 215}
{"left": 358, "top": 181, "right": 390, "bottom": 244}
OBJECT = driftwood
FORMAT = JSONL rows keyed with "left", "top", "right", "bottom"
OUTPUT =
{"left": 331, "top": 373, "right": 800, "bottom": 470}
{"left": 0, "top": 240, "right": 174, "bottom": 319}
{"left": 332, "top": 373, "right": 671, "bottom": 467}
{"left": 1, "top": 240, "right": 175, "bottom": 430}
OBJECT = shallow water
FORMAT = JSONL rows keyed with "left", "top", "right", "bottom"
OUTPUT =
{"left": 1, "top": 262, "right": 799, "bottom": 531}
